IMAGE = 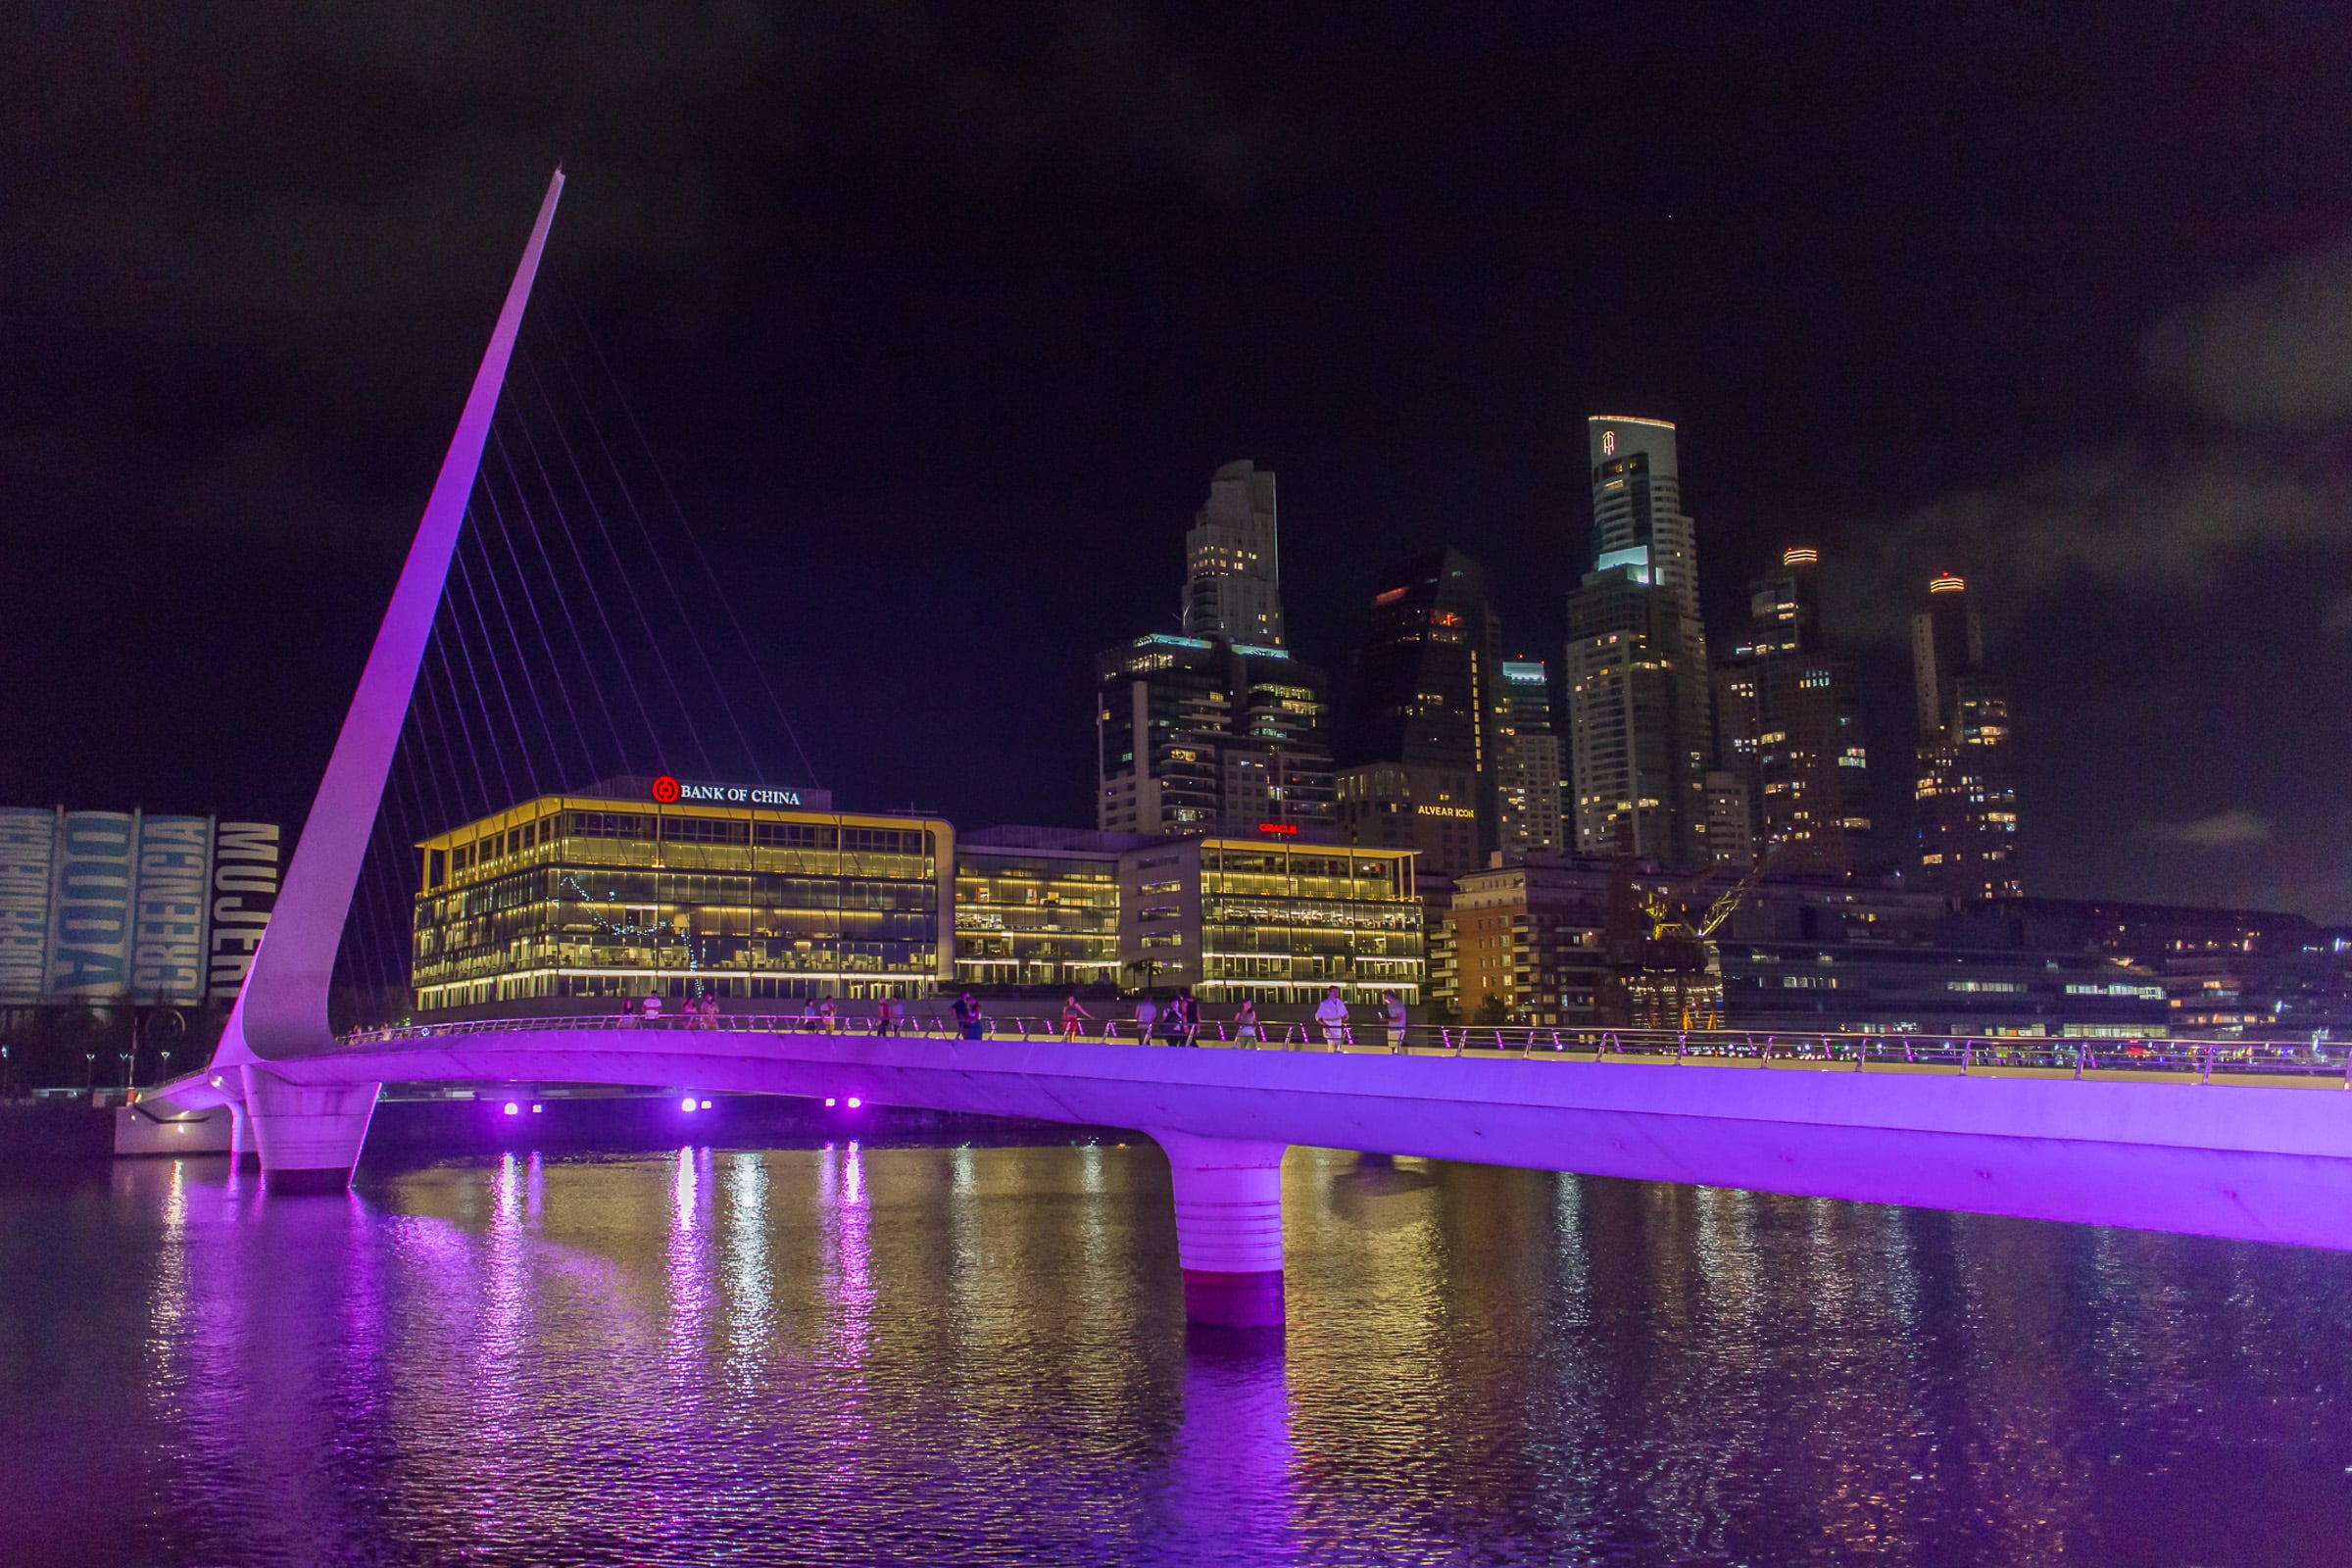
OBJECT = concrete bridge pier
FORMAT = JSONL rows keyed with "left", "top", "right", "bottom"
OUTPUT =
{"left": 241, "top": 1067, "right": 381, "bottom": 1194}
{"left": 1157, "top": 1131, "right": 1288, "bottom": 1328}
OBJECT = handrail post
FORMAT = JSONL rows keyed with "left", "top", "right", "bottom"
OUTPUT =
{"left": 1676, "top": 1032, "right": 1688, "bottom": 1063}
{"left": 2074, "top": 1042, "right": 2085, "bottom": 1081}
{"left": 2201, "top": 1040, "right": 2214, "bottom": 1085}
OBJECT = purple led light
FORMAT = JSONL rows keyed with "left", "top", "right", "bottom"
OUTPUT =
{"left": 502, "top": 1102, "right": 518, "bottom": 1116}
{"left": 530, "top": 1103, "right": 543, "bottom": 1114}
{"left": 700, "top": 1099, "right": 712, "bottom": 1110}
{"left": 824, "top": 1097, "right": 837, "bottom": 1107}
{"left": 680, "top": 1096, "right": 698, "bottom": 1113}
{"left": 846, "top": 1096, "right": 862, "bottom": 1109}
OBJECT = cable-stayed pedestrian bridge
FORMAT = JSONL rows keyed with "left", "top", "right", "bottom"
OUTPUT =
{"left": 139, "top": 1014, "right": 2352, "bottom": 1324}
{"left": 129, "top": 171, "right": 2352, "bottom": 1325}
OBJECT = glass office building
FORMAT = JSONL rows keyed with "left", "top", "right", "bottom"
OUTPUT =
{"left": 1119, "top": 833, "right": 1424, "bottom": 1003}
{"left": 412, "top": 786, "right": 952, "bottom": 1010}
{"left": 953, "top": 827, "right": 1139, "bottom": 990}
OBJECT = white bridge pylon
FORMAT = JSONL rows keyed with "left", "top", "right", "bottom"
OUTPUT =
{"left": 180, "top": 172, "right": 564, "bottom": 1190}
{"left": 219, "top": 171, "right": 563, "bottom": 1069}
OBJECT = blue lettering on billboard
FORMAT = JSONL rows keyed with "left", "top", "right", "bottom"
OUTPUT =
{"left": 0, "top": 808, "right": 53, "bottom": 1004}
{"left": 209, "top": 821, "right": 280, "bottom": 1003}
{"left": 47, "top": 811, "right": 134, "bottom": 1000}
{"left": 131, "top": 815, "right": 212, "bottom": 1004}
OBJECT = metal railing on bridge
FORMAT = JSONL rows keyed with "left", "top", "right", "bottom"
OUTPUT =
{"left": 337, "top": 1013, "right": 2352, "bottom": 1088}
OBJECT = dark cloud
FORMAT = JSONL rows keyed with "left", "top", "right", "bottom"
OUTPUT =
{"left": 1830, "top": 443, "right": 2349, "bottom": 642}
{"left": 2140, "top": 809, "right": 2274, "bottom": 848}
{"left": 2143, "top": 238, "right": 2352, "bottom": 426}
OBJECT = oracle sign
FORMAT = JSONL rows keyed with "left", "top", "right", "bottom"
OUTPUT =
{"left": 1255, "top": 821, "right": 1298, "bottom": 836}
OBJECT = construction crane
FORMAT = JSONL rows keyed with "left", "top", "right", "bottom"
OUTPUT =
{"left": 1601, "top": 836, "right": 1786, "bottom": 1031}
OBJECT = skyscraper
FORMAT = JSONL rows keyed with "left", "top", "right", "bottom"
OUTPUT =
{"left": 1337, "top": 547, "right": 1498, "bottom": 877}
{"left": 1096, "top": 462, "right": 1332, "bottom": 838}
{"left": 1911, "top": 573, "right": 2021, "bottom": 898}
{"left": 1494, "top": 659, "right": 1566, "bottom": 857}
{"left": 1563, "top": 416, "right": 1711, "bottom": 866}
{"left": 1181, "top": 460, "right": 1284, "bottom": 647}
{"left": 1711, "top": 547, "right": 1871, "bottom": 874}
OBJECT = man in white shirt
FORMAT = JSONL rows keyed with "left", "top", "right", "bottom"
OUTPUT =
{"left": 1314, "top": 987, "right": 1349, "bottom": 1050}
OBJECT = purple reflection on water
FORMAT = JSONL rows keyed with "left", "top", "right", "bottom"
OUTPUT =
{"left": 1159, "top": 1331, "right": 1302, "bottom": 1562}
{"left": 811, "top": 1137, "right": 877, "bottom": 1513}
{"left": 666, "top": 1145, "right": 716, "bottom": 1391}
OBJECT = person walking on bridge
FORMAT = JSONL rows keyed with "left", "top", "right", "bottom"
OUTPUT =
{"left": 1060, "top": 994, "right": 1093, "bottom": 1041}
{"left": 1134, "top": 994, "right": 1158, "bottom": 1045}
{"left": 1176, "top": 989, "right": 1202, "bottom": 1047}
{"left": 1235, "top": 998, "right": 1261, "bottom": 1048}
{"left": 641, "top": 991, "right": 664, "bottom": 1026}
{"left": 954, "top": 992, "right": 985, "bottom": 1041}
{"left": 1315, "top": 986, "right": 1350, "bottom": 1049}
{"left": 1382, "top": 991, "right": 1408, "bottom": 1053}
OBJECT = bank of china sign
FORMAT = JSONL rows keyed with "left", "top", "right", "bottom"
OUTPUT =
{"left": 650, "top": 774, "right": 803, "bottom": 808}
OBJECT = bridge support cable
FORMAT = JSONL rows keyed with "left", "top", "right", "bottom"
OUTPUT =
{"left": 572, "top": 314, "right": 820, "bottom": 789}
{"left": 504, "top": 376, "right": 673, "bottom": 777}
{"left": 1155, "top": 1131, "right": 1289, "bottom": 1328}
{"left": 459, "top": 497, "right": 573, "bottom": 788}
{"left": 542, "top": 329, "right": 771, "bottom": 785}
{"left": 449, "top": 539, "right": 549, "bottom": 804}
{"left": 486, "top": 425, "right": 638, "bottom": 778}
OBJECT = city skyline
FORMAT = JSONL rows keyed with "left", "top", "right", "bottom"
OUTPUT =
{"left": 4, "top": 10, "right": 2349, "bottom": 919}
{"left": 10, "top": 20, "right": 2352, "bottom": 1568}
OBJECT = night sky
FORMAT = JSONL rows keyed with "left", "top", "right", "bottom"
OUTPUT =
{"left": 7, "top": 5, "right": 2351, "bottom": 918}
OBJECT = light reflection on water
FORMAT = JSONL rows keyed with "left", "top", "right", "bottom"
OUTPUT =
{"left": 4, "top": 1145, "right": 2351, "bottom": 1566}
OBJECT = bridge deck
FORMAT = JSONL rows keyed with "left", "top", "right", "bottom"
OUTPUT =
{"left": 140, "top": 1015, "right": 2352, "bottom": 1252}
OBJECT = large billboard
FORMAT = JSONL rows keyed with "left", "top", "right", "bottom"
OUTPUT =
{"left": 46, "top": 811, "right": 135, "bottom": 1001}
{"left": 0, "top": 808, "right": 52, "bottom": 1004}
{"left": 130, "top": 816, "right": 212, "bottom": 1005}
{"left": 208, "top": 820, "right": 282, "bottom": 1004}
{"left": 0, "top": 808, "right": 278, "bottom": 1009}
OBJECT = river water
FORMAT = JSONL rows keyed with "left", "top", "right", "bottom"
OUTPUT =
{"left": 2, "top": 1140, "right": 2348, "bottom": 1566}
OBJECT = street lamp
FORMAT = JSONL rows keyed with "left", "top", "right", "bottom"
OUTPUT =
{"left": 83, "top": 1052, "right": 97, "bottom": 1089}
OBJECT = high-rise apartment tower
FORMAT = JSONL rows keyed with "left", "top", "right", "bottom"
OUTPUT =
{"left": 1711, "top": 547, "right": 1871, "bottom": 874}
{"left": 1097, "top": 462, "right": 1332, "bottom": 837}
{"left": 1181, "top": 460, "right": 1285, "bottom": 647}
{"left": 1911, "top": 573, "right": 2020, "bottom": 899}
{"left": 1563, "top": 416, "right": 1712, "bottom": 866}
{"left": 1494, "top": 660, "right": 1566, "bottom": 857}
{"left": 1337, "top": 547, "right": 1498, "bottom": 877}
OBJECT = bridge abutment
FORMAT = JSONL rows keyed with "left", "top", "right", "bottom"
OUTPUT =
{"left": 1157, "top": 1131, "right": 1288, "bottom": 1328}
{"left": 241, "top": 1068, "right": 381, "bottom": 1194}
